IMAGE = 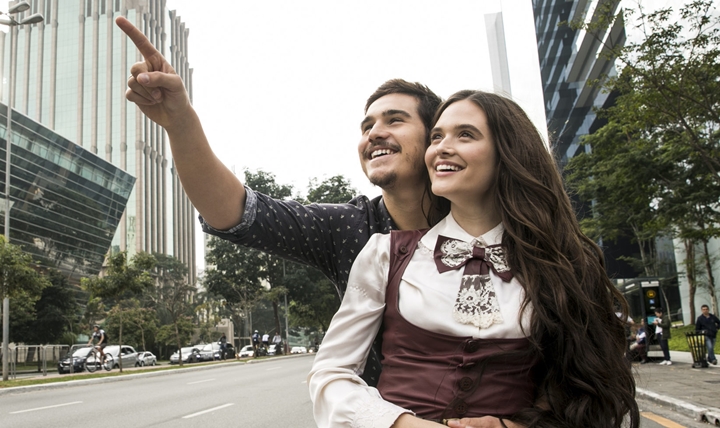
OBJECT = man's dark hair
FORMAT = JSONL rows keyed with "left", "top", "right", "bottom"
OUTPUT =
{"left": 701, "top": 304, "right": 709, "bottom": 309}
{"left": 655, "top": 307, "right": 664, "bottom": 313}
{"left": 364, "top": 79, "right": 442, "bottom": 137}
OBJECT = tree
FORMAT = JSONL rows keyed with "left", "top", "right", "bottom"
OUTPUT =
{"left": 566, "top": 1, "right": 720, "bottom": 314}
{"left": 81, "top": 251, "right": 156, "bottom": 372}
{"left": 156, "top": 316, "right": 194, "bottom": 357}
{"left": 306, "top": 175, "right": 357, "bottom": 204}
{"left": 1, "top": 236, "right": 50, "bottom": 379}
{"left": 16, "top": 269, "right": 80, "bottom": 345}
{"left": 151, "top": 253, "right": 196, "bottom": 367}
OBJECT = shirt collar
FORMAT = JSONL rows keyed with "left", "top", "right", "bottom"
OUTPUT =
{"left": 421, "top": 212, "right": 504, "bottom": 249}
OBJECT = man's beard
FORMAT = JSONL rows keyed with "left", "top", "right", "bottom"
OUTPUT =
{"left": 369, "top": 171, "right": 398, "bottom": 189}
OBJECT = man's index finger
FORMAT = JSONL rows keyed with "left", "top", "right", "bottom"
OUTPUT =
{"left": 115, "top": 16, "right": 162, "bottom": 65}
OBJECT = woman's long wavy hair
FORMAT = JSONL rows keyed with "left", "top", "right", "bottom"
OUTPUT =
{"left": 433, "top": 90, "right": 639, "bottom": 428}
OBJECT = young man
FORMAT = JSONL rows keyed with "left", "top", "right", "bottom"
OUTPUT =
{"left": 653, "top": 308, "right": 672, "bottom": 365}
{"left": 696, "top": 304, "right": 720, "bottom": 365}
{"left": 117, "top": 17, "right": 444, "bottom": 386}
{"left": 87, "top": 324, "right": 108, "bottom": 360}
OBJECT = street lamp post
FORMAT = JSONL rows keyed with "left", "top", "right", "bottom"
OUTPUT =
{"left": 1, "top": 1, "right": 43, "bottom": 382}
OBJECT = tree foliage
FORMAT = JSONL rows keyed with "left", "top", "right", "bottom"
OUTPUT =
{"left": 566, "top": 0, "right": 720, "bottom": 314}
{"left": 81, "top": 251, "right": 156, "bottom": 371}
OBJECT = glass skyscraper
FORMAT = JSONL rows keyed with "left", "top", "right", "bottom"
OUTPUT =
{"left": 0, "top": 103, "right": 135, "bottom": 280}
{"left": 0, "top": 0, "right": 196, "bottom": 281}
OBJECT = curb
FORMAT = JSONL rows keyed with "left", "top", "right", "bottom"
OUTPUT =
{"left": 636, "top": 387, "right": 720, "bottom": 424}
{"left": 0, "top": 353, "right": 313, "bottom": 397}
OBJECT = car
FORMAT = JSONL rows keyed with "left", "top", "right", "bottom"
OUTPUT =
{"left": 290, "top": 346, "right": 307, "bottom": 354}
{"left": 137, "top": 351, "right": 157, "bottom": 366}
{"left": 57, "top": 346, "right": 93, "bottom": 374}
{"left": 267, "top": 343, "right": 284, "bottom": 356}
{"left": 238, "top": 345, "right": 254, "bottom": 358}
{"left": 217, "top": 343, "right": 236, "bottom": 360}
{"left": 102, "top": 345, "right": 140, "bottom": 368}
{"left": 170, "top": 346, "right": 202, "bottom": 364}
{"left": 197, "top": 343, "right": 220, "bottom": 362}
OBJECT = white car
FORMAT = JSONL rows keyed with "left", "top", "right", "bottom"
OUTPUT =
{"left": 238, "top": 345, "right": 254, "bottom": 358}
{"left": 102, "top": 345, "right": 140, "bottom": 368}
{"left": 290, "top": 346, "right": 307, "bottom": 354}
{"left": 137, "top": 351, "right": 157, "bottom": 366}
{"left": 170, "top": 346, "right": 202, "bottom": 364}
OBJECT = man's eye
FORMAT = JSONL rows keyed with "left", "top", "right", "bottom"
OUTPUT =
{"left": 388, "top": 117, "right": 403, "bottom": 124}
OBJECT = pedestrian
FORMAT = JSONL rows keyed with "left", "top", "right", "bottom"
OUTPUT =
{"left": 309, "top": 90, "right": 639, "bottom": 428}
{"left": 273, "top": 332, "right": 283, "bottom": 355}
{"left": 262, "top": 332, "right": 270, "bottom": 348}
{"left": 653, "top": 307, "right": 672, "bottom": 365}
{"left": 630, "top": 319, "right": 648, "bottom": 364}
{"left": 695, "top": 304, "right": 720, "bottom": 365}
{"left": 218, "top": 334, "right": 227, "bottom": 360}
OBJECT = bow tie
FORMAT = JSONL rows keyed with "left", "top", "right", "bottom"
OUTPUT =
{"left": 433, "top": 235, "right": 512, "bottom": 329}
{"left": 433, "top": 235, "right": 513, "bottom": 282}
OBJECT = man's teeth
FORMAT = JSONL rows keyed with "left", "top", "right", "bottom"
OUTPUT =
{"left": 371, "top": 149, "right": 393, "bottom": 159}
{"left": 436, "top": 164, "right": 461, "bottom": 171}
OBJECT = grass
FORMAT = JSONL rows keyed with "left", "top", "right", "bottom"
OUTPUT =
{"left": 668, "top": 324, "right": 719, "bottom": 354}
{"left": 0, "top": 358, "right": 248, "bottom": 389}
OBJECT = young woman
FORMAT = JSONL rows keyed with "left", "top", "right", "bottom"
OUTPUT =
{"left": 309, "top": 90, "right": 638, "bottom": 428}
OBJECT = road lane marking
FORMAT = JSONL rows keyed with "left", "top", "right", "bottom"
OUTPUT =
{"left": 266, "top": 366, "right": 281, "bottom": 371}
{"left": 187, "top": 378, "right": 215, "bottom": 385}
{"left": 182, "top": 403, "right": 235, "bottom": 419}
{"left": 640, "top": 412, "right": 686, "bottom": 428}
{"left": 10, "top": 401, "right": 83, "bottom": 414}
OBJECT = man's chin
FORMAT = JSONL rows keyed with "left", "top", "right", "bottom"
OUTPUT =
{"left": 368, "top": 172, "right": 397, "bottom": 190}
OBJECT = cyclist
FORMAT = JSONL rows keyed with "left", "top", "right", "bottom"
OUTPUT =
{"left": 87, "top": 324, "right": 108, "bottom": 361}
{"left": 252, "top": 330, "right": 261, "bottom": 352}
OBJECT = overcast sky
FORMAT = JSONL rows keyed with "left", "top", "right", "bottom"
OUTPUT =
{"left": 164, "top": 0, "right": 545, "bottom": 196}
{"left": 160, "top": 0, "right": 546, "bottom": 271}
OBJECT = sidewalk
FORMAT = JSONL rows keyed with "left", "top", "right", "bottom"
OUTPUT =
{"left": 634, "top": 351, "right": 720, "bottom": 425}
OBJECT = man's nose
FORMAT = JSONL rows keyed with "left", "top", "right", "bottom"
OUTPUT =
{"left": 367, "top": 122, "right": 389, "bottom": 143}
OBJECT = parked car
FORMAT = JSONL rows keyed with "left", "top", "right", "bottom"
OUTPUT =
{"left": 170, "top": 346, "right": 202, "bottom": 364}
{"left": 102, "top": 345, "right": 140, "bottom": 368}
{"left": 267, "top": 343, "right": 283, "bottom": 356}
{"left": 57, "top": 346, "right": 93, "bottom": 374}
{"left": 137, "top": 351, "right": 157, "bottom": 366}
{"left": 238, "top": 345, "right": 254, "bottom": 358}
{"left": 197, "top": 343, "right": 220, "bottom": 361}
{"left": 217, "top": 343, "right": 235, "bottom": 360}
{"left": 290, "top": 346, "right": 307, "bottom": 354}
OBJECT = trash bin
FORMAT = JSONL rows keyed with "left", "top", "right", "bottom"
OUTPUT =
{"left": 686, "top": 331, "right": 708, "bottom": 368}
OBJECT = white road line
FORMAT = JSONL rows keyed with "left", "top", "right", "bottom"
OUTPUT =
{"left": 187, "top": 378, "right": 215, "bottom": 385}
{"left": 10, "top": 401, "right": 83, "bottom": 414}
{"left": 182, "top": 403, "right": 235, "bottom": 419}
{"left": 266, "top": 366, "right": 281, "bottom": 371}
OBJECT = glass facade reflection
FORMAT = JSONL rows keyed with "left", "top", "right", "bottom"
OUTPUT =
{"left": 0, "top": 0, "right": 196, "bottom": 281}
{"left": 0, "top": 103, "right": 134, "bottom": 279}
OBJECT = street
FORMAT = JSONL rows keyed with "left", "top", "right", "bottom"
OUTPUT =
{"left": 1, "top": 355, "right": 316, "bottom": 428}
{"left": 0, "top": 354, "right": 712, "bottom": 428}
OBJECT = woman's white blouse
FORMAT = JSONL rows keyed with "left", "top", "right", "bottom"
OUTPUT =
{"left": 308, "top": 214, "right": 531, "bottom": 428}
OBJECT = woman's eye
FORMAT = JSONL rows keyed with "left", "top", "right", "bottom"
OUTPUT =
{"left": 430, "top": 133, "right": 442, "bottom": 142}
{"left": 459, "top": 131, "right": 472, "bottom": 138}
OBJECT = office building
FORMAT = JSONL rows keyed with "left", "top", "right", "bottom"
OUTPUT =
{"left": 0, "top": 0, "right": 196, "bottom": 281}
{"left": 1, "top": 104, "right": 134, "bottom": 279}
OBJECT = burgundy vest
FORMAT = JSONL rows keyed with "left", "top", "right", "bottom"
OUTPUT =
{"left": 376, "top": 230, "right": 538, "bottom": 420}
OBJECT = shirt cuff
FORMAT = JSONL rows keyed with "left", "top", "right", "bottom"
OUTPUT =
{"left": 199, "top": 186, "right": 258, "bottom": 235}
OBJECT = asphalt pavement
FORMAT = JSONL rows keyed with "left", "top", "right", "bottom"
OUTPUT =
{"left": 3, "top": 351, "right": 720, "bottom": 426}
{"left": 634, "top": 351, "right": 720, "bottom": 425}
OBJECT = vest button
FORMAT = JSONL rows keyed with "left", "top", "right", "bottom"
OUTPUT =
{"left": 464, "top": 340, "right": 480, "bottom": 353}
{"left": 459, "top": 376, "right": 474, "bottom": 391}
{"left": 399, "top": 246, "right": 408, "bottom": 254}
{"left": 454, "top": 401, "right": 468, "bottom": 415}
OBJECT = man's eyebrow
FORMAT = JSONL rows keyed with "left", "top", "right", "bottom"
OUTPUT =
{"left": 360, "top": 109, "right": 412, "bottom": 130}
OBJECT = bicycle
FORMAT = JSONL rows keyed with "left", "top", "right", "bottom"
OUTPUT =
{"left": 85, "top": 346, "right": 114, "bottom": 373}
